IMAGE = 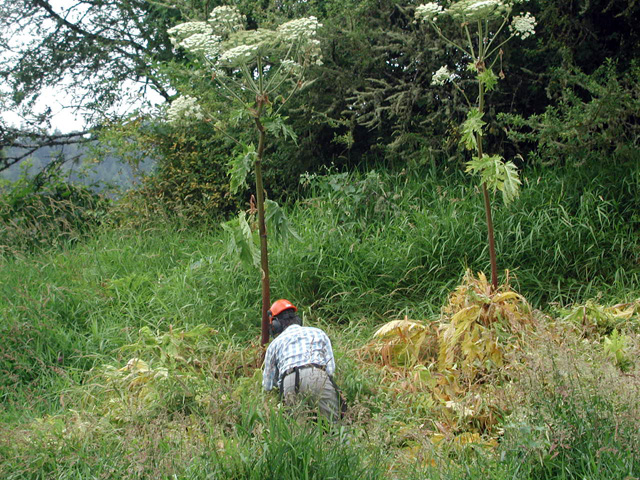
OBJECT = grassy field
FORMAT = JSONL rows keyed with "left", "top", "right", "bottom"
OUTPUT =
{"left": 1, "top": 160, "right": 639, "bottom": 478}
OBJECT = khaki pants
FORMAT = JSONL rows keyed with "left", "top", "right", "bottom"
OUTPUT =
{"left": 281, "top": 367, "right": 340, "bottom": 422}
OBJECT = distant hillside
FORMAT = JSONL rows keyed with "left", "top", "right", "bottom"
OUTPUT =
{"left": 1, "top": 140, "right": 154, "bottom": 192}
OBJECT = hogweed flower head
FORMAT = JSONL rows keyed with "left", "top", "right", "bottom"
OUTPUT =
{"left": 300, "top": 38, "right": 323, "bottom": 66}
{"left": 277, "top": 16, "right": 322, "bottom": 42}
{"left": 432, "top": 65, "right": 453, "bottom": 85}
{"left": 216, "top": 29, "right": 279, "bottom": 66}
{"left": 166, "top": 95, "right": 205, "bottom": 124}
{"left": 178, "top": 32, "right": 221, "bottom": 57}
{"left": 510, "top": 12, "right": 536, "bottom": 39}
{"left": 218, "top": 44, "right": 261, "bottom": 66}
{"left": 168, "top": 12, "right": 322, "bottom": 79}
{"left": 168, "top": 22, "right": 213, "bottom": 47}
{"left": 415, "top": 3, "right": 444, "bottom": 22}
{"left": 209, "top": 5, "right": 245, "bottom": 36}
{"left": 225, "top": 28, "right": 278, "bottom": 48}
{"left": 277, "top": 17, "right": 323, "bottom": 66}
{"left": 446, "top": 0, "right": 507, "bottom": 21}
{"left": 280, "top": 59, "right": 303, "bottom": 75}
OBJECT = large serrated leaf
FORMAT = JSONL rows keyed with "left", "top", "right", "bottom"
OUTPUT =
{"left": 466, "top": 154, "right": 521, "bottom": 204}
{"left": 478, "top": 68, "right": 499, "bottom": 91}
{"left": 265, "top": 199, "right": 301, "bottom": 243}
{"left": 229, "top": 143, "right": 256, "bottom": 194}
{"left": 221, "top": 211, "right": 260, "bottom": 268}
{"left": 459, "top": 108, "right": 485, "bottom": 151}
{"left": 263, "top": 114, "right": 298, "bottom": 144}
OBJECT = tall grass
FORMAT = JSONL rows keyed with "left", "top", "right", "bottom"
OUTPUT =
{"left": 3, "top": 158, "right": 638, "bottom": 404}
{"left": 276, "top": 157, "right": 639, "bottom": 322}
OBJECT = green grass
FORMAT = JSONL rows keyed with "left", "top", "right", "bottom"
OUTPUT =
{"left": 279, "top": 158, "right": 640, "bottom": 320}
{"left": 1, "top": 158, "right": 639, "bottom": 478}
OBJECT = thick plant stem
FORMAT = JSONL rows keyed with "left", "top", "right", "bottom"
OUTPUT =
{"left": 482, "top": 182, "right": 498, "bottom": 290}
{"left": 254, "top": 117, "right": 271, "bottom": 346}
{"left": 476, "top": 74, "right": 498, "bottom": 291}
{"left": 477, "top": 127, "right": 499, "bottom": 290}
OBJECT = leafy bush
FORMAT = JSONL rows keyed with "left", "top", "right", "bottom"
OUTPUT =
{"left": 501, "top": 60, "right": 640, "bottom": 164}
{"left": 363, "top": 271, "right": 533, "bottom": 438}
{"left": 100, "top": 119, "right": 241, "bottom": 226}
{"left": 300, "top": 169, "right": 397, "bottom": 223}
{"left": 81, "top": 325, "right": 220, "bottom": 422}
{"left": 557, "top": 299, "right": 640, "bottom": 336}
{"left": 0, "top": 164, "right": 107, "bottom": 255}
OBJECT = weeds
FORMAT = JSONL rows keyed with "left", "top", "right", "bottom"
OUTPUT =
{"left": 1, "top": 161, "right": 639, "bottom": 478}
{"left": 0, "top": 168, "right": 107, "bottom": 256}
{"left": 499, "top": 331, "right": 640, "bottom": 479}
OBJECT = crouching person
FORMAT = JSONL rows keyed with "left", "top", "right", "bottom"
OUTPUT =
{"left": 262, "top": 299, "right": 345, "bottom": 423}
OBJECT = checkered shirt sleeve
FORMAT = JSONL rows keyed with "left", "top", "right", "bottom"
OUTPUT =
{"left": 262, "top": 324, "right": 336, "bottom": 391}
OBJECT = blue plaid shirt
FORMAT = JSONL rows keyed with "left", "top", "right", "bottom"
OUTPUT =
{"left": 262, "top": 324, "right": 336, "bottom": 391}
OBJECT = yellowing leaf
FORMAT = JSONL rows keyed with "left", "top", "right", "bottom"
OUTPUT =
{"left": 450, "top": 305, "right": 481, "bottom": 327}
{"left": 119, "top": 358, "right": 149, "bottom": 373}
{"left": 492, "top": 291, "right": 520, "bottom": 303}
{"left": 373, "top": 318, "right": 428, "bottom": 339}
{"left": 370, "top": 317, "right": 434, "bottom": 366}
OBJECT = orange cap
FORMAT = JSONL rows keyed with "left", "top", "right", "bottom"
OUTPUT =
{"left": 268, "top": 299, "right": 297, "bottom": 320}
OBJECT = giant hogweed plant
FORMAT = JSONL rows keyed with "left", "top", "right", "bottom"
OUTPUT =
{"left": 415, "top": 0, "right": 536, "bottom": 289}
{"left": 165, "top": 6, "right": 322, "bottom": 345}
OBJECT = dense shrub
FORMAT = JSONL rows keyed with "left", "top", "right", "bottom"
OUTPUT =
{"left": 500, "top": 60, "right": 640, "bottom": 165}
{"left": 97, "top": 118, "right": 242, "bottom": 226}
{"left": 0, "top": 166, "right": 107, "bottom": 256}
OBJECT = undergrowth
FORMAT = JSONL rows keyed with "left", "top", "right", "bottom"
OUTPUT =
{"left": 1, "top": 159, "right": 639, "bottom": 478}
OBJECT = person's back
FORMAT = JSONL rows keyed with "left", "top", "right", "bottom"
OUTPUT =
{"left": 262, "top": 299, "right": 343, "bottom": 422}
{"left": 264, "top": 324, "right": 335, "bottom": 383}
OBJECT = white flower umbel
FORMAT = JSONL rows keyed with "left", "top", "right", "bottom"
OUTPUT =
{"left": 218, "top": 44, "right": 260, "bottom": 67}
{"left": 275, "top": 17, "right": 323, "bottom": 66}
{"left": 415, "top": 3, "right": 444, "bottom": 22}
{"left": 300, "top": 38, "right": 323, "bottom": 66}
{"left": 510, "top": 12, "right": 536, "bottom": 39}
{"left": 209, "top": 5, "right": 245, "bottom": 36}
{"left": 280, "top": 59, "right": 303, "bottom": 75}
{"left": 277, "top": 16, "right": 322, "bottom": 42}
{"left": 446, "top": 0, "right": 507, "bottom": 21}
{"left": 168, "top": 22, "right": 213, "bottom": 47}
{"left": 166, "top": 95, "right": 205, "bottom": 124}
{"left": 178, "top": 32, "right": 222, "bottom": 57}
{"left": 432, "top": 65, "right": 453, "bottom": 85}
{"left": 225, "top": 28, "right": 278, "bottom": 49}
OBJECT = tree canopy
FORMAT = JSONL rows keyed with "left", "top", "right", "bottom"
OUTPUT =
{"left": 1, "top": 0, "right": 639, "bottom": 186}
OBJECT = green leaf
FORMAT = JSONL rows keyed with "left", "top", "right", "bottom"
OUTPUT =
{"left": 459, "top": 108, "right": 486, "bottom": 151}
{"left": 500, "top": 160, "right": 521, "bottom": 204}
{"left": 229, "top": 107, "right": 249, "bottom": 127}
{"left": 221, "top": 212, "right": 260, "bottom": 268}
{"left": 603, "top": 329, "right": 632, "bottom": 370}
{"left": 228, "top": 143, "right": 256, "bottom": 194}
{"left": 478, "top": 68, "right": 498, "bottom": 91}
{"left": 466, "top": 154, "right": 521, "bottom": 204}
{"left": 263, "top": 115, "right": 298, "bottom": 144}
{"left": 265, "top": 199, "right": 301, "bottom": 243}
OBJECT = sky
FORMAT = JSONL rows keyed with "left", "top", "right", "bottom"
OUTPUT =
{"left": 1, "top": 0, "right": 166, "bottom": 134}
{"left": 2, "top": 82, "right": 166, "bottom": 134}
{"left": 1, "top": 1, "right": 81, "bottom": 133}
{"left": 2, "top": 88, "right": 86, "bottom": 133}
